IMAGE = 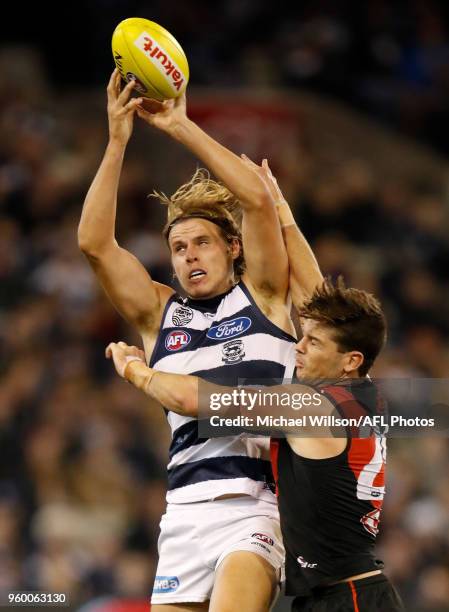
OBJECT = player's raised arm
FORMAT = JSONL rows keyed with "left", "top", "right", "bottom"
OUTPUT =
{"left": 78, "top": 70, "right": 174, "bottom": 334}
{"left": 242, "top": 156, "right": 324, "bottom": 310}
{"left": 136, "top": 94, "right": 289, "bottom": 302}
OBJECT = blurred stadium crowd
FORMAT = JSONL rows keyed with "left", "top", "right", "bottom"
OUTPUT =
{"left": 1, "top": 1, "right": 449, "bottom": 610}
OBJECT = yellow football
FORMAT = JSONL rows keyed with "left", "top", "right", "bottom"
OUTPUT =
{"left": 112, "top": 17, "right": 189, "bottom": 100}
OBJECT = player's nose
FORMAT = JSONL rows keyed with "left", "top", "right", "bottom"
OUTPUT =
{"left": 296, "top": 337, "right": 306, "bottom": 353}
{"left": 185, "top": 244, "right": 199, "bottom": 262}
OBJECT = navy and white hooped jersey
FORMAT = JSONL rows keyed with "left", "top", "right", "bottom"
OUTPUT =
{"left": 150, "top": 280, "right": 297, "bottom": 504}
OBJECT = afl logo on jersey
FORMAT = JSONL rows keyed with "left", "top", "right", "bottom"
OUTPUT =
{"left": 252, "top": 533, "right": 274, "bottom": 546}
{"left": 165, "top": 330, "right": 191, "bottom": 351}
{"left": 207, "top": 316, "right": 252, "bottom": 340}
{"left": 172, "top": 305, "right": 194, "bottom": 326}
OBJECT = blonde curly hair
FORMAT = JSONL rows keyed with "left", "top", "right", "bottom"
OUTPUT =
{"left": 151, "top": 169, "right": 245, "bottom": 277}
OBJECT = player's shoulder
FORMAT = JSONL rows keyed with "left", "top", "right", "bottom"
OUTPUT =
{"left": 153, "top": 281, "right": 176, "bottom": 303}
{"left": 321, "top": 378, "right": 382, "bottom": 420}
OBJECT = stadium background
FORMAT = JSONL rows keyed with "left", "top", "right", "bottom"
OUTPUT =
{"left": 1, "top": 1, "right": 449, "bottom": 610}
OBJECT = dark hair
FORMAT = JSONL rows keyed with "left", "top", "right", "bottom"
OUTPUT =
{"left": 163, "top": 208, "right": 245, "bottom": 278}
{"left": 299, "top": 277, "right": 387, "bottom": 375}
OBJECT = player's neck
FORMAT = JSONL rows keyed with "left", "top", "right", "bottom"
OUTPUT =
{"left": 185, "top": 282, "right": 237, "bottom": 309}
{"left": 186, "top": 280, "right": 236, "bottom": 302}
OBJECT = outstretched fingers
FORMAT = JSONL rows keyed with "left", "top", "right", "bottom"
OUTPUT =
{"left": 122, "top": 97, "right": 143, "bottom": 115}
{"left": 240, "top": 153, "right": 259, "bottom": 170}
{"left": 107, "top": 69, "right": 116, "bottom": 88}
{"left": 262, "top": 158, "right": 276, "bottom": 182}
{"left": 117, "top": 78, "right": 137, "bottom": 105}
{"left": 105, "top": 342, "right": 116, "bottom": 358}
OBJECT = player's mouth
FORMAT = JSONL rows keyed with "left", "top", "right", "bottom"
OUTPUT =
{"left": 189, "top": 269, "right": 207, "bottom": 282}
{"left": 295, "top": 360, "right": 305, "bottom": 370}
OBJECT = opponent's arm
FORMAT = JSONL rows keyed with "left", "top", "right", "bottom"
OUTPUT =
{"left": 78, "top": 70, "right": 173, "bottom": 332}
{"left": 136, "top": 95, "right": 288, "bottom": 300}
{"left": 241, "top": 157, "right": 324, "bottom": 309}
{"left": 106, "top": 341, "right": 337, "bottom": 434}
{"left": 106, "top": 341, "right": 200, "bottom": 416}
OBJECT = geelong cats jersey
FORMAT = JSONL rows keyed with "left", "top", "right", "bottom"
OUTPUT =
{"left": 150, "top": 280, "right": 297, "bottom": 503}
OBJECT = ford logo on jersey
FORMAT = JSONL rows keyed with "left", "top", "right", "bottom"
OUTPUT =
{"left": 165, "top": 330, "right": 191, "bottom": 351}
{"left": 153, "top": 575, "right": 180, "bottom": 593}
{"left": 207, "top": 316, "right": 252, "bottom": 340}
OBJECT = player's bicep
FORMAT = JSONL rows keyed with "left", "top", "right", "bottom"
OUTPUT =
{"left": 241, "top": 203, "right": 289, "bottom": 298}
{"left": 84, "top": 243, "right": 174, "bottom": 331}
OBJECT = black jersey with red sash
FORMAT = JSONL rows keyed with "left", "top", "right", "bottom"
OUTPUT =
{"left": 270, "top": 378, "right": 386, "bottom": 596}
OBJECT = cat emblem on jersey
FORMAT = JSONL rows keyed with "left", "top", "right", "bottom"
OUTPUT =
{"left": 222, "top": 339, "right": 245, "bottom": 364}
{"left": 172, "top": 305, "right": 194, "bottom": 326}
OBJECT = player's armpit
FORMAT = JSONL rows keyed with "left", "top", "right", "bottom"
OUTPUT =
{"left": 287, "top": 433, "right": 347, "bottom": 459}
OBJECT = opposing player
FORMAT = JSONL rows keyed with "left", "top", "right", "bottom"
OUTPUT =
{"left": 78, "top": 70, "right": 296, "bottom": 610}
{"left": 106, "top": 161, "right": 404, "bottom": 611}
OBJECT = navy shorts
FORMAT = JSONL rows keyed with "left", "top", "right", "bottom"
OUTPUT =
{"left": 291, "top": 574, "right": 404, "bottom": 612}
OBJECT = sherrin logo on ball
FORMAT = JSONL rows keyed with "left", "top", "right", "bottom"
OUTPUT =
{"left": 112, "top": 17, "right": 189, "bottom": 100}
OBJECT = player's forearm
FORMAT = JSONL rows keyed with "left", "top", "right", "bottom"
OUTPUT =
{"left": 284, "top": 225, "right": 323, "bottom": 306}
{"left": 125, "top": 360, "right": 199, "bottom": 416}
{"left": 277, "top": 203, "right": 323, "bottom": 306}
{"left": 78, "top": 140, "right": 126, "bottom": 254}
{"left": 171, "top": 119, "right": 271, "bottom": 209}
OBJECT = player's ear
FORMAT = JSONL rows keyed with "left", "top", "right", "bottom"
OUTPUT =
{"left": 343, "top": 351, "right": 364, "bottom": 374}
{"left": 229, "top": 237, "right": 241, "bottom": 261}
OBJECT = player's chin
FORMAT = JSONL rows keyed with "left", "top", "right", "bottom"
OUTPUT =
{"left": 188, "top": 284, "right": 211, "bottom": 298}
{"left": 295, "top": 363, "right": 305, "bottom": 375}
{"left": 296, "top": 365, "right": 313, "bottom": 381}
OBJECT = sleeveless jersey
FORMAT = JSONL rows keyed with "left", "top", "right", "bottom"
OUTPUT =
{"left": 270, "top": 378, "right": 386, "bottom": 596}
{"left": 150, "top": 280, "right": 297, "bottom": 503}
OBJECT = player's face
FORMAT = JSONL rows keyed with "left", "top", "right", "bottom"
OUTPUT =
{"left": 295, "top": 319, "right": 349, "bottom": 380}
{"left": 169, "top": 218, "right": 238, "bottom": 298}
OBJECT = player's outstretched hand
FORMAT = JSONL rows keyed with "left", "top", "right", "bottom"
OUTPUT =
{"left": 105, "top": 341, "right": 146, "bottom": 378}
{"left": 136, "top": 92, "right": 187, "bottom": 136}
{"left": 240, "top": 154, "right": 287, "bottom": 206}
{"left": 107, "top": 69, "right": 143, "bottom": 146}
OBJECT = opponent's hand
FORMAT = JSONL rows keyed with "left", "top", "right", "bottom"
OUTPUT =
{"left": 107, "top": 69, "right": 143, "bottom": 146}
{"left": 105, "top": 341, "right": 146, "bottom": 378}
{"left": 136, "top": 92, "right": 187, "bottom": 135}
{"left": 240, "top": 155, "right": 287, "bottom": 206}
